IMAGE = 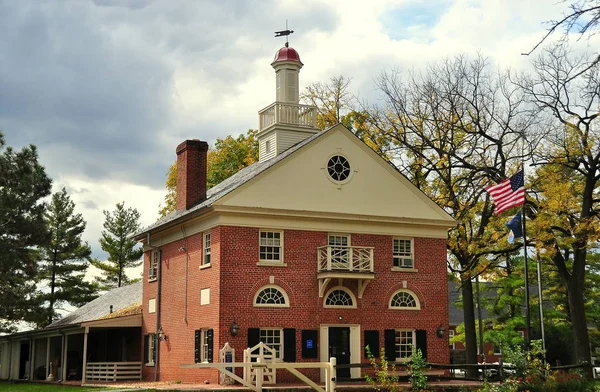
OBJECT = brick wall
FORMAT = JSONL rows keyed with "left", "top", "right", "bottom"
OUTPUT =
{"left": 142, "top": 225, "right": 449, "bottom": 384}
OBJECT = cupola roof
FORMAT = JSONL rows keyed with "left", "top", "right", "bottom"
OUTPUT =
{"left": 273, "top": 45, "right": 302, "bottom": 64}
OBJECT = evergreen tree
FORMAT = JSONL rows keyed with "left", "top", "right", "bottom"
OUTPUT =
{"left": 92, "top": 202, "right": 143, "bottom": 289}
{"left": 39, "top": 188, "right": 97, "bottom": 326}
{"left": 0, "top": 131, "right": 52, "bottom": 333}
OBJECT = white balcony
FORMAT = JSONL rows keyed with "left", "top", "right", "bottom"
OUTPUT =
{"left": 258, "top": 102, "right": 317, "bottom": 132}
{"left": 317, "top": 246, "right": 375, "bottom": 299}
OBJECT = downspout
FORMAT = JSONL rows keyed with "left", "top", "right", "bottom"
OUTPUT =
{"left": 147, "top": 232, "right": 161, "bottom": 382}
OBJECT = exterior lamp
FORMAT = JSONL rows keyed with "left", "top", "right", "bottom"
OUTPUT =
{"left": 436, "top": 325, "right": 446, "bottom": 338}
{"left": 157, "top": 326, "right": 168, "bottom": 341}
{"left": 230, "top": 320, "right": 239, "bottom": 336}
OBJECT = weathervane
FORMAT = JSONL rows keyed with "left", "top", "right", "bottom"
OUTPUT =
{"left": 274, "top": 20, "right": 294, "bottom": 47}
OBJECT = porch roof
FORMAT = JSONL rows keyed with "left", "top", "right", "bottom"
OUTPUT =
{"left": 46, "top": 282, "right": 142, "bottom": 329}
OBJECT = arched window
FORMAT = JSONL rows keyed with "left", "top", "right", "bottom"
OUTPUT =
{"left": 324, "top": 287, "right": 356, "bottom": 308}
{"left": 254, "top": 285, "right": 289, "bottom": 307}
{"left": 389, "top": 289, "right": 420, "bottom": 310}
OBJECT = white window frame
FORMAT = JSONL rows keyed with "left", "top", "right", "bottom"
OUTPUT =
{"left": 146, "top": 333, "right": 156, "bottom": 366}
{"left": 328, "top": 233, "right": 351, "bottom": 269}
{"left": 493, "top": 344, "right": 502, "bottom": 355}
{"left": 323, "top": 286, "right": 357, "bottom": 308}
{"left": 148, "top": 250, "right": 159, "bottom": 281}
{"left": 448, "top": 329, "right": 456, "bottom": 350}
{"left": 202, "top": 232, "right": 211, "bottom": 267}
{"left": 388, "top": 289, "right": 421, "bottom": 310}
{"left": 148, "top": 298, "right": 156, "bottom": 314}
{"left": 254, "top": 285, "right": 290, "bottom": 307}
{"left": 258, "top": 230, "right": 285, "bottom": 266}
{"left": 392, "top": 238, "right": 415, "bottom": 270}
{"left": 197, "top": 329, "right": 211, "bottom": 363}
{"left": 259, "top": 328, "right": 283, "bottom": 361}
{"left": 394, "top": 329, "right": 416, "bottom": 362}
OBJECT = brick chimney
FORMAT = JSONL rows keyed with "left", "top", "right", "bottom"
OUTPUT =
{"left": 176, "top": 139, "right": 209, "bottom": 211}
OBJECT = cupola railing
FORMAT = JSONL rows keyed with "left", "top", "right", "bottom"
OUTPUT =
{"left": 259, "top": 102, "right": 317, "bottom": 132}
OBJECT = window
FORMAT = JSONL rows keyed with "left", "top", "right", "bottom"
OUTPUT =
{"left": 194, "top": 329, "right": 213, "bottom": 363}
{"left": 148, "top": 250, "right": 160, "bottom": 280}
{"left": 248, "top": 328, "right": 296, "bottom": 362}
{"left": 203, "top": 232, "right": 211, "bottom": 266}
{"left": 254, "top": 285, "right": 289, "bottom": 307}
{"left": 259, "top": 231, "right": 283, "bottom": 262}
{"left": 389, "top": 290, "right": 420, "bottom": 310}
{"left": 148, "top": 298, "right": 156, "bottom": 314}
{"left": 266, "top": 140, "right": 271, "bottom": 154}
{"left": 145, "top": 334, "right": 156, "bottom": 365}
{"left": 260, "top": 328, "right": 283, "bottom": 360}
{"left": 328, "top": 234, "right": 350, "bottom": 269}
{"left": 200, "top": 288, "right": 210, "bottom": 305}
{"left": 393, "top": 238, "right": 413, "bottom": 268}
{"left": 394, "top": 330, "right": 415, "bottom": 361}
{"left": 493, "top": 344, "right": 502, "bottom": 355}
{"left": 448, "top": 329, "right": 455, "bottom": 350}
{"left": 327, "top": 155, "right": 351, "bottom": 182}
{"left": 324, "top": 287, "right": 356, "bottom": 308}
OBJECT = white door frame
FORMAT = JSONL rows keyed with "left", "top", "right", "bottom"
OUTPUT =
{"left": 319, "top": 324, "right": 360, "bottom": 381}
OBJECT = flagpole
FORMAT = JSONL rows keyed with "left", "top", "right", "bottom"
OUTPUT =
{"left": 536, "top": 252, "right": 547, "bottom": 361}
{"left": 522, "top": 205, "right": 532, "bottom": 350}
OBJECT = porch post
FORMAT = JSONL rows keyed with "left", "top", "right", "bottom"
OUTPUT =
{"left": 29, "top": 338, "right": 35, "bottom": 380}
{"left": 82, "top": 327, "right": 89, "bottom": 383}
{"left": 45, "top": 337, "right": 51, "bottom": 380}
{"left": 61, "top": 334, "right": 68, "bottom": 381}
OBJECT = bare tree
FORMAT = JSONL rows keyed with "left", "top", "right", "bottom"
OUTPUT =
{"left": 524, "top": 0, "right": 600, "bottom": 69}
{"left": 301, "top": 75, "right": 354, "bottom": 129}
{"left": 367, "top": 55, "right": 537, "bottom": 373}
{"left": 515, "top": 44, "right": 600, "bottom": 376}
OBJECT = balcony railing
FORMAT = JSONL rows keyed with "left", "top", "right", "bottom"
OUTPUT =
{"left": 258, "top": 102, "right": 317, "bottom": 131}
{"left": 317, "top": 246, "right": 374, "bottom": 273}
{"left": 85, "top": 361, "right": 142, "bottom": 381}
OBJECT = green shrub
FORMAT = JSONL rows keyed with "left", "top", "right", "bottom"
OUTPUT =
{"left": 364, "top": 346, "right": 400, "bottom": 392}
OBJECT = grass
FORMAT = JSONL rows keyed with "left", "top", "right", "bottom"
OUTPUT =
{"left": 0, "top": 382, "right": 122, "bottom": 392}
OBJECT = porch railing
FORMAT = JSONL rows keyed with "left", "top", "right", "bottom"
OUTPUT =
{"left": 317, "top": 246, "right": 374, "bottom": 273}
{"left": 258, "top": 102, "right": 317, "bottom": 131}
{"left": 85, "top": 361, "right": 142, "bottom": 381}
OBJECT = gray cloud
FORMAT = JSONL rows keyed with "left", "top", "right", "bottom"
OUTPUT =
{"left": 0, "top": 0, "right": 338, "bottom": 190}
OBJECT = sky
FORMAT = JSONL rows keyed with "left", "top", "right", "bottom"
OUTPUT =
{"left": 0, "top": 0, "right": 594, "bottom": 280}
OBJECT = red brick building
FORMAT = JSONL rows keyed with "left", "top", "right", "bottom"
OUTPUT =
{"left": 134, "top": 44, "right": 455, "bottom": 384}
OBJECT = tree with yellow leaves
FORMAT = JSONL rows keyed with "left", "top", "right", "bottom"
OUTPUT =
{"left": 158, "top": 129, "right": 258, "bottom": 217}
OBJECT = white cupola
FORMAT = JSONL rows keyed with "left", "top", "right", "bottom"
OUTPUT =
{"left": 257, "top": 44, "right": 319, "bottom": 162}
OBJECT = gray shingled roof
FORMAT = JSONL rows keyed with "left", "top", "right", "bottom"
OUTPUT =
{"left": 136, "top": 128, "right": 329, "bottom": 237}
{"left": 46, "top": 281, "right": 142, "bottom": 329}
{"left": 448, "top": 280, "right": 542, "bottom": 325}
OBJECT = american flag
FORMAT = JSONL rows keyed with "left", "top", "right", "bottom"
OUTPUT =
{"left": 486, "top": 170, "right": 525, "bottom": 214}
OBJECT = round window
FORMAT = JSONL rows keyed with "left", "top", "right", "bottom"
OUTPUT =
{"left": 327, "top": 155, "right": 351, "bottom": 182}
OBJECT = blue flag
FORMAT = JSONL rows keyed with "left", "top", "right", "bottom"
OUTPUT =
{"left": 506, "top": 212, "right": 522, "bottom": 243}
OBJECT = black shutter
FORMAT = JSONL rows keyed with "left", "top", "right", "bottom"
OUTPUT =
{"left": 301, "top": 330, "right": 318, "bottom": 359}
{"left": 384, "top": 329, "right": 396, "bottom": 361}
{"left": 194, "top": 330, "right": 200, "bottom": 363}
{"left": 248, "top": 328, "right": 260, "bottom": 348}
{"left": 152, "top": 334, "right": 157, "bottom": 363}
{"left": 143, "top": 335, "right": 149, "bottom": 363}
{"left": 283, "top": 328, "right": 296, "bottom": 362}
{"left": 364, "top": 330, "right": 380, "bottom": 358}
{"left": 207, "top": 329, "right": 214, "bottom": 363}
{"left": 415, "top": 330, "right": 427, "bottom": 360}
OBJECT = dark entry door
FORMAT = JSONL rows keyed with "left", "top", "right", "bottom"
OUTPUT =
{"left": 329, "top": 327, "right": 350, "bottom": 378}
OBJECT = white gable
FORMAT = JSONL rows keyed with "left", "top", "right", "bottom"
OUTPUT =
{"left": 217, "top": 124, "right": 454, "bottom": 225}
